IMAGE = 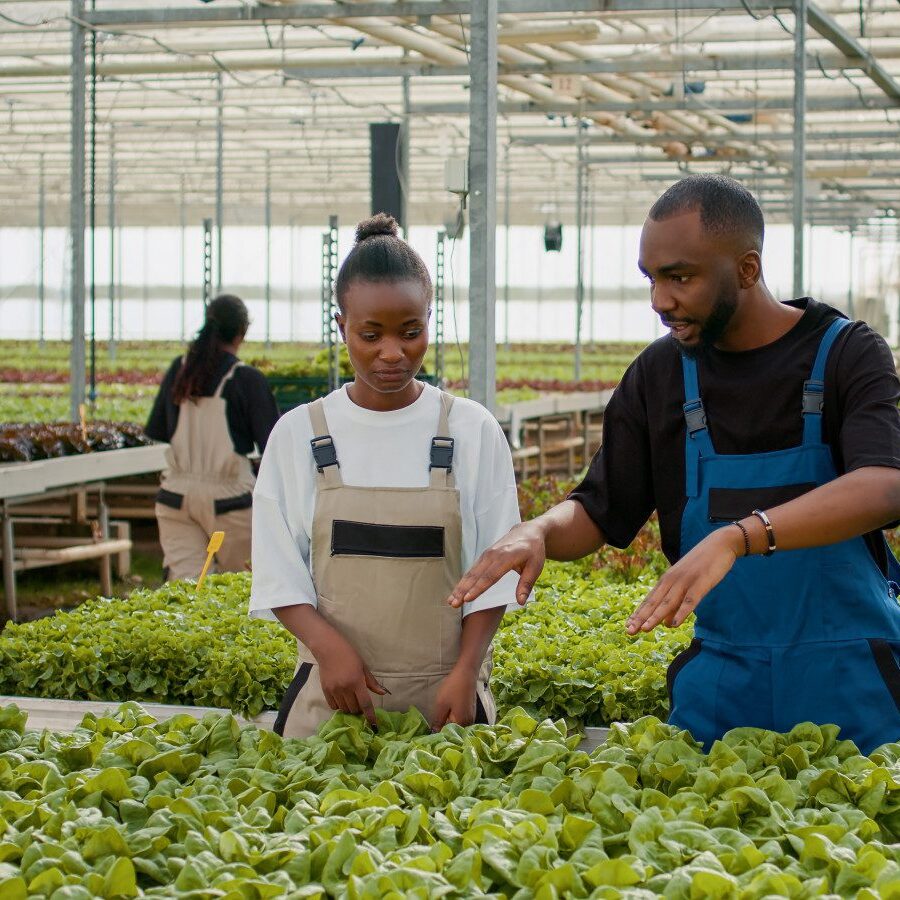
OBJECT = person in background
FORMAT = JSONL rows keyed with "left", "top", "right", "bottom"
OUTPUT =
{"left": 249, "top": 214, "right": 524, "bottom": 739}
{"left": 146, "top": 294, "right": 279, "bottom": 581}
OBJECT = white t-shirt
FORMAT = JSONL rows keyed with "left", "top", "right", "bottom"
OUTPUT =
{"left": 249, "top": 383, "right": 524, "bottom": 620}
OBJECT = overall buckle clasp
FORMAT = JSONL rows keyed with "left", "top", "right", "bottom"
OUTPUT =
{"left": 802, "top": 379, "right": 825, "bottom": 415}
{"left": 430, "top": 437, "right": 454, "bottom": 471}
{"left": 310, "top": 435, "right": 338, "bottom": 470}
{"left": 683, "top": 399, "right": 708, "bottom": 436}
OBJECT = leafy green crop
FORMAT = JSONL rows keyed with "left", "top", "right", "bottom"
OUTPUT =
{"left": 0, "top": 703, "right": 899, "bottom": 898}
{"left": 493, "top": 569, "right": 688, "bottom": 727}
{"left": 0, "top": 575, "right": 293, "bottom": 718}
{"left": 0, "top": 567, "right": 685, "bottom": 727}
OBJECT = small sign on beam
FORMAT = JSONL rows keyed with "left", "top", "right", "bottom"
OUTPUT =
{"left": 551, "top": 74, "right": 585, "bottom": 99}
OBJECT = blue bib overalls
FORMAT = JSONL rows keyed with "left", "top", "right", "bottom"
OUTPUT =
{"left": 667, "top": 317, "right": 900, "bottom": 755}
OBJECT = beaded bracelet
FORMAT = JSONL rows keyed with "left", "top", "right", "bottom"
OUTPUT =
{"left": 731, "top": 520, "right": 751, "bottom": 557}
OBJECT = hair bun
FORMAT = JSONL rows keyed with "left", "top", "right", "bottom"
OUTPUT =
{"left": 355, "top": 213, "right": 399, "bottom": 243}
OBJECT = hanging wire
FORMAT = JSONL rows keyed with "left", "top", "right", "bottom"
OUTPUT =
{"left": 68, "top": 14, "right": 285, "bottom": 89}
{"left": 0, "top": 9, "right": 62, "bottom": 27}
{"left": 457, "top": 15, "right": 470, "bottom": 65}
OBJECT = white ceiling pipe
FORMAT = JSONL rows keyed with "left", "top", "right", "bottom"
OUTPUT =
{"left": 549, "top": 41, "right": 784, "bottom": 158}
{"left": 498, "top": 21, "right": 601, "bottom": 45}
{"left": 423, "top": 16, "right": 654, "bottom": 135}
{"left": 326, "top": 0, "right": 656, "bottom": 137}
{"left": 434, "top": 11, "right": 762, "bottom": 150}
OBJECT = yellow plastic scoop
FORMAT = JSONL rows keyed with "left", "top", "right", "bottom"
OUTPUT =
{"left": 197, "top": 531, "right": 225, "bottom": 590}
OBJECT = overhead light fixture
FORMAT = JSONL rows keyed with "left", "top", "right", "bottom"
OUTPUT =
{"left": 664, "top": 81, "right": 706, "bottom": 97}
{"left": 543, "top": 222, "right": 563, "bottom": 252}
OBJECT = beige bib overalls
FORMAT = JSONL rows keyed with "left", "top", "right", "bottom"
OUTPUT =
{"left": 155, "top": 361, "right": 255, "bottom": 580}
{"left": 274, "top": 391, "right": 496, "bottom": 738}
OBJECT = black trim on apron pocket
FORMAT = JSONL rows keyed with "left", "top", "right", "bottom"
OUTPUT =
{"left": 868, "top": 639, "right": 900, "bottom": 713}
{"left": 273, "top": 662, "right": 313, "bottom": 736}
{"left": 156, "top": 488, "right": 184, "bottom": 510}
{"left": 666, "top": 638, "right": 703, "bottom": 710}
{"left": 331, "top": 520, "right": 445, "bottom": 558}
{"left": 214, "top": 492, "right": 253, "bottom": 515}
{"left": 707, "top": 484, "right": 817, "bottom": 522}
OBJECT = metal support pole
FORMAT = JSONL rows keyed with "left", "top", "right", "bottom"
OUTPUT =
{"left": 61, "top": 238, "right": 69, "bottom": 341}
{"left": 69, "top": 0, "right": 86, "bottom": 422}
{"left": 215, "top": 73, "right": 224, "bottom": 294}
{"left": 502, "top": 143, "right": 511, "bottom": 350}
{"left": 588, "top": 172, "right": 596, "bottom": 344}
{"left": 116, "top": 223, "right": 123, "bottom": 342}
{"left": 536, "top": 232, "right": 543, "bottom": 334}
{"left": 434, "top": 229, "right": 446, "bottom": 382}
{"left": 203, "top": 217, "right": 213, "bottom": 305}
{"left": 330, "top": 217, "right": 340, "bottom": 390}
{"left": 401, "top": 63, "right": 410, "bottom": 237}
{"left": 289, "top": 219, "right": 296, "bottom": 341}
{"left": 108, "top": 127, "right": 116, "bottom": 360}
{"left": 179, "top": 177, "right": 187, "bottom": 340}
{"left": 574, "top": 130, "right": 586, "bottom": 381}
{"left": 792, "top": 0, "right": 807, "bottom": 300}
{"left": 468, "top": 0, "right": 498, "bottom": 410}
{"left": 265, "top": 152, "right": 272, "bottom": 348}
{"left": 38, "top": 154, "right": 45, "bottom": 349}
{"left": 88, "top": 21, "right": 97, "bottom": 404}
{"left": 141, "top": 226, "right": 148, "bottom": 339}
{"left": 321, "top": 216, "right": 339, "bottom": 390}
{"left": 847, "top": 227, "right": 856, "bottom": 319}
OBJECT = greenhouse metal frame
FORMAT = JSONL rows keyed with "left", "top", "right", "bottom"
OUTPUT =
{"left": 0, "top": 0, "right": 898, "bottom": 411}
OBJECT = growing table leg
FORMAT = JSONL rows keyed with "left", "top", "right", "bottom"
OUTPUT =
{"left": 1, "top": 507, "right": 17, "bottom": 622}
{"left": 98, "top": 486, "right": 112, "bottom": 597}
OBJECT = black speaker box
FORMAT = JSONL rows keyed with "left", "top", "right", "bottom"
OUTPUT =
{"left": 370, "top": 123, "right": 403, "bottom": 228}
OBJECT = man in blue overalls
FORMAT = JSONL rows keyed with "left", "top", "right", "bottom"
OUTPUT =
{"left": 448, "top": 174, "right": 900, "bottom": 755}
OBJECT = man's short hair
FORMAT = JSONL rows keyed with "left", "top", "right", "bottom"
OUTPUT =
{"left": 648, "top": 174, "right": 764, "bottom": 252}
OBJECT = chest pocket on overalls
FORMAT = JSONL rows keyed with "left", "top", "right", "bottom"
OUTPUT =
{"left": 331, "top": 520, "right": 445, "bottom": 559}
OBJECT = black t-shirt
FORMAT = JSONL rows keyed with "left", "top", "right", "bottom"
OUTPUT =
{"left": 570, "top": 299, "right": 900, "bottom": 575}
{"left": 145, "top": 353, "right": 280, "bottom": 455}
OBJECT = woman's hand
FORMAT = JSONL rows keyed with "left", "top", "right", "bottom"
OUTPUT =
{"left": 431, "top": 666, "right": 478, "bottom": 732}
{"left": 314, "top": 631, "right": 387, "bottom": 728}
{"left": 626, "top": 526, "right": 742, "bottom": 634}
{"left": 274, "top": 605, "right": 388, "bottom": 729}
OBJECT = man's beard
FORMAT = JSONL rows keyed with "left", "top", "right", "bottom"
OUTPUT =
{"left": 676, "top": 284, "right": 739, "bottom": 359}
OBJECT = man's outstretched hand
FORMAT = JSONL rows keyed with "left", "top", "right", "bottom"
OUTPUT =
{"left": 626, "top": 526, "right": 741, "bottom": 634}
{"left": 447, "top": 521, "right": 547, "bottom": 608}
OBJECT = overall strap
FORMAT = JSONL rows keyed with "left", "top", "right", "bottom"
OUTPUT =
{"left": 801, "top": 317, "right": 851, "bottom": 446}
{"left": 429, "top": 392, "right": 456, "bottom": 488}
{"left": 681, "top": 353, "right": 715, "bottom": 498}
{"left": 308, "top": 399, "right": 343, "bottom": 488}
{"left": 213, "top": 361, "right": 243, "bottom": 398}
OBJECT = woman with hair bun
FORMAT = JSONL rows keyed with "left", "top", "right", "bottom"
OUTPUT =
{"left": 146, "top": 293, "right": 279, "bottom": 581}
{"left": 250, "top": 214, "right": 525, "bottom": 738}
